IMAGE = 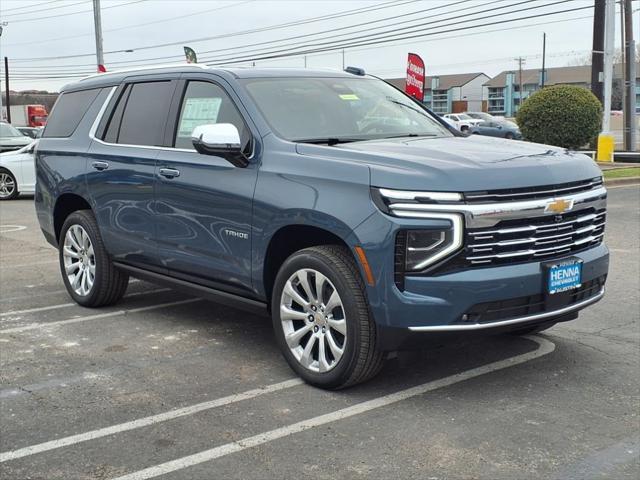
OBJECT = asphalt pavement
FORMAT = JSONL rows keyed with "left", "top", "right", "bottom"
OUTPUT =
{"left": 0, "top": 184, "right": 638, "bottom": 480}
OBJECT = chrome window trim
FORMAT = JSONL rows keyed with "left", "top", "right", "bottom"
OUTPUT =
{"left": 88, "top": 84, "right": 256, "bottom": 158}
{"left": 408, "top": 287, "right": 605, "bottom": 332}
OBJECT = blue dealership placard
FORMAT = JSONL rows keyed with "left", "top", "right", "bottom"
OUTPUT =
{"left": 547, "top": 259, "right": 583, "bottom": 294}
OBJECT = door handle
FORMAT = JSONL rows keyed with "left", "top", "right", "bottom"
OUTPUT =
{"left": 159, "top": 167, "right": 180, "bottom": 179}
{"left": 91, "top": 161, "right": 109, "bottom": 171}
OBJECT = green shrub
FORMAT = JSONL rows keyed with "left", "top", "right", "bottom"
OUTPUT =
{"left": 516, "top": 85, "right": 602, "bottom": 149}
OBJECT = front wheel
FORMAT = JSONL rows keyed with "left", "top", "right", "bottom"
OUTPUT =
{"left": 505, "top": 132, "right": 515, "bottom": 140}
{"left": 59, "top": 210, "right": 129, "bottom": 307}
{"left": 271, "top": 245, "right": 384, "bottom": 389}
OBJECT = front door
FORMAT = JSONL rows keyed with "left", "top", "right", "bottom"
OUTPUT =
{"left": 154, "top": 78, "right": 259, "bottom": 295}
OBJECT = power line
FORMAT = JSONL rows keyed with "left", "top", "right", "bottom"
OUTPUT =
{"left": 199, "top": 1, "right": 586, "bottom": 65}
{"left": 1, "top": 0, "right": 88, "bottom": 18}
{"left": 8, "top": 0, "right": 419, "bottom": 59}
{"left": 7, "top": 13, "right": 596, "bottom": 81}
{"left": 3, "top": 0, "right": 255, "bottom": 47}
{"left": 4, "top": 0, "right": 148, "bottom": 24}
{"left": 5, "top": 2, "right": 589, "bottom": 75}
{"left": 0, "top": 0, "right": 70, "bottom": 14}
{"left": 5, "top": 6, "right": 594, "bottom": 80}
{"left": 7, "top": 0, "right": 543, "bottom": 68}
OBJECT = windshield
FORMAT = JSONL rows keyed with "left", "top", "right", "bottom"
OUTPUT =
{"left": 241, "top": 76, "right": 450, "bottom": 142}
{"left": 457, "top": 114, "right": 472, "bottom": 120}
{"left": 0, "top": 123, "right": 24, "bottom": 138}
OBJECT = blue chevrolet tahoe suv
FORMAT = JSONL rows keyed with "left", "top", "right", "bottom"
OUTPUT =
{"left": 35, "top": 65, "right": 609, "bottom": 389}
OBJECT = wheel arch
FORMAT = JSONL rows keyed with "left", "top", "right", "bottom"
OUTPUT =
{"left": 53, "top": 193, "right": 93, "bottom": 243}
{"left": 261, "top": 223, "right": 360, "bottom": 303}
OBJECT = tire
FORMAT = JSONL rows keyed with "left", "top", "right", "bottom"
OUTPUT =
{"left": 505, "top": 132, "right": 515, "bottom": 140}
{"left": 0, "top": 168, "right": 19, "bottom": 200}
{"left": 461, "top": 126, "right": 469, "bottom": 133}
{"left": 509, "top": 321, "right": 557, "bottom": 336}
{"left": 271, "top": 245, "right": 384, "bottom": 389}
{"left": 59, "top": 210, "right": 129, "bottom": 307}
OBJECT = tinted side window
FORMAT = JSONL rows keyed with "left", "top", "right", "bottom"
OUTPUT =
{"left": 102, "top": 85, "right": 131, "bottom": 143}
{"left": 174, "top": 81, "right": 250, "bottom": 150}
{"left": 43, "top": 88, "right": 101, "bottom": 138}
{"left": 117, "top": 81, "right": 174, "bottom": 146}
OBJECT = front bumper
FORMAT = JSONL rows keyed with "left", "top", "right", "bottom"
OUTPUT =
{"left": 354, "top": 181, "right": 609, "bottom": 350}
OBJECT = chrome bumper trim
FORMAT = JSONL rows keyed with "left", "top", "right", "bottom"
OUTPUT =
{"left": 408, "top": 287, "right": 605, "bottom": 332}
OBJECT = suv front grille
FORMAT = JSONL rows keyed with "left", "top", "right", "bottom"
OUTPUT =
{"left": 464, "top": 177, "right": 603, "bottom": 203}
{"left": 465, "top": 208, "right": 606, "bottom": 267}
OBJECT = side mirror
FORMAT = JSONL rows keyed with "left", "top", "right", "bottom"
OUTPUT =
{"left": 191, "top": 124, "right": 249, "bottom": 168}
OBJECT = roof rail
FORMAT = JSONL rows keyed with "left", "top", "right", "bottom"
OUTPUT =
{"left": 79, "top": 62, "right": 210, "bottom": 81}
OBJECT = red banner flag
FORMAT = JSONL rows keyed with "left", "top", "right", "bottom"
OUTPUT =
{"left": 405, "top": 53, "right": 425, "bottom": 101}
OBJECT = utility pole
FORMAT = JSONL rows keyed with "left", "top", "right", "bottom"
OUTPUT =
{"left": 623, "top": 0, "right": 637, "bottom": 150}
{"left": 342, "top": 49, "right": 345, "bottom": 70}
{"left": 92, "top": 0, "right": 105, "bottom": 73}
{"left": 4, "top": 57, "right": 10, "bottom": 124}
{"left": 541, "top": 33, "right": 546, "bottom": 88}
{"left": 602, "top": 0, "right": 615, "bottom": 133}
{"left": 515, "top": 56, "right": 525, "bottom": 112}
{"left": 591, "top": 0, "right": 606, "bottom": 104}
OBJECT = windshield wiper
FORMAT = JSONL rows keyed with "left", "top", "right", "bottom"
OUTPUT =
{"left": 386, "top": 98, "right": 429, "bottom": 116}
{"left": 378, "top": 133, "right": 438, "bottom": 139}
{"left": 295, "top": 137, "right": 366, "bottom": 146}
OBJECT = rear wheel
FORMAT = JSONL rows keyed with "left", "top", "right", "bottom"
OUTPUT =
{"left": 271, "top": 245, "right": 384, "bottom": 389}
{"left": 0, "top": 169, "right": 18, "bottom": 200}
{"left": 59, "top": 210, "right": 129, "bottom": 307}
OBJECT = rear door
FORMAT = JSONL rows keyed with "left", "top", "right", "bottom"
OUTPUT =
{"left": 87, "top": 77, "right": 177, "bottom": 270}
{"left": 154, "top": 76, "right": 259, "bottom": 295}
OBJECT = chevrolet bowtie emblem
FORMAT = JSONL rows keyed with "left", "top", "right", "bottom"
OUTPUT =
{"left": 545, "top": 198, "right": 574, "bottom": 214}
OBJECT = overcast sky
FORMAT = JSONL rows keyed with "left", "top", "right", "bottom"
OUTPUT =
{"left": 0, "top": 0, "right": 633, "bottom": 92}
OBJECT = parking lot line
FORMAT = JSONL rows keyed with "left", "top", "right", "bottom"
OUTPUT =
{"left": 0, "top": 280, "right": 141, "bottom": 303}
{"left": 0, "top": 288, "right": 171, "bottom": 317}
{"left": 110, "top": 336, "right": 555, "bottom": 480}
{"left": 0, "top": 378, "right": 303, "bottom": 463}
{"left": 0, "top": 298, "right": 202, "bottom": 335}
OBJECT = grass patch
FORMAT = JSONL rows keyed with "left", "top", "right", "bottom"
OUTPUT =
{"left": 603, "top": 167, "right": 640, "bottom": 179}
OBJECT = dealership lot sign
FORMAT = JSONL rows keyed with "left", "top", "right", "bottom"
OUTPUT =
{"left": 405, "top": 53, "right": 425, "bottom": 101}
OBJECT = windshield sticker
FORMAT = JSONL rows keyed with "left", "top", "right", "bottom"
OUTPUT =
{"left": 178, "top": 97, "right": 222, "bottom": 137}
{"left": 339, "top": 94, "right": 359, "bottom": 101}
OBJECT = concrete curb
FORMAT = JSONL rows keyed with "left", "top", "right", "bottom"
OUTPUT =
{"left": 603, "top": 177, "right": 640, "bottom": 187}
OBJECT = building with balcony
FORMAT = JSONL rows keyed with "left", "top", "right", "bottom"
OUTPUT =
{"left": 386, "top": 72, "right": 490, "bottom": 114}
{"left": 484, "top": 64, "right": 640, "bottom": 116}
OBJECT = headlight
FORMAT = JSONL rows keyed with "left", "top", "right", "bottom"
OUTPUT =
{"left": 373, "top": 188, "right": 465, "bottom": 278}
{"left": 396, "top": 214, "right": 463, "bottom": 272}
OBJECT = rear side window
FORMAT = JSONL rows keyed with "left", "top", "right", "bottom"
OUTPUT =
{"left": 115, "top": 81, "right": 174, "bottom": 146}
{"left": 43, "top": 88, "right": 101, "bottom": 138}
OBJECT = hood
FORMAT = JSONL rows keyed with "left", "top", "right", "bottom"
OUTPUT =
{"left": 296, "top": 135, "right": 601, "bottom": 192}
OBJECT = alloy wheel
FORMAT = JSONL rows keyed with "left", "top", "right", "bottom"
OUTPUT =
{"left": 280, "top": 268, "right": 347, "bottom": 373}
{"left": 0, "top": 173, "right": 16, "bottom": 199}
{"left": 63, "top": 225, "right": 96, "bottom": 296}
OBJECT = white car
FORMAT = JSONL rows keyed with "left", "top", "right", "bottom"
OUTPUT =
{"left": 443, "top": 113, "right": 483, "bottom": 132}
{"left": 0, "top": 140, "right": 36, "bottom": 200}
